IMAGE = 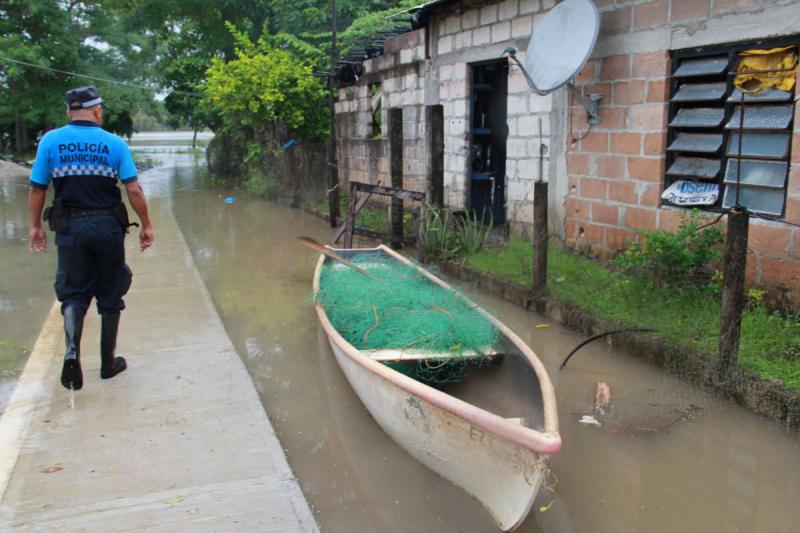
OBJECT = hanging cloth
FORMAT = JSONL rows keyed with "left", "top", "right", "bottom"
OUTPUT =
{"left": 733, "top": 46, "right": 797, "bottom": 93}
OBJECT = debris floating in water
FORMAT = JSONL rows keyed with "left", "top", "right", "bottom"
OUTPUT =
{"left": 224, "top": 196, "right": 234, "bottom": 204}
{"left": 578, "top": 415, "right": 601, "bottom": 426}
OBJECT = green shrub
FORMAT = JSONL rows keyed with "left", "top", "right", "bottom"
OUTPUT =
{"left": 243, "top": 167, "right": 279, "bottom": 200}
{"left": 616, "top": 210, "right": 724, "bottom": 286}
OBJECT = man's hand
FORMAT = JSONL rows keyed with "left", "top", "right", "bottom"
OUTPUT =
{"left": 139, "top": 225, "right": 154, "bottom": 252}
{"left": 29, "top": 227, "right": 47, "bottom": 252}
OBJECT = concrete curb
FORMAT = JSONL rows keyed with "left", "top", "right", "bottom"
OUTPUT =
{"left": 0, "top": 301, "right": 61, "bottom": 501}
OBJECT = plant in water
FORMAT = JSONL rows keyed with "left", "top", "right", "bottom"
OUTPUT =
{"left": 615, "top": 209, "right": 723, "bottom": 286}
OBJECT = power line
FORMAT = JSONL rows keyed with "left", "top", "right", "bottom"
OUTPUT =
{"left": 0, "top": 55, "right": 203, "bottom": 97}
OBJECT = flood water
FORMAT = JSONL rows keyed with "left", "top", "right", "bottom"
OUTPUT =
{"left": 0, "top": 165, "right": 56, "bottom": 414}
{"left": 3, "top": 133, "right": 799, "bottom": 531}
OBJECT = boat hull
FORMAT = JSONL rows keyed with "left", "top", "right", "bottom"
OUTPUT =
{"left": 326, "top": 338, "right": 546, "bottom": 531}
{"left": 313, "top": 245, "right": 560, "bottom": 531}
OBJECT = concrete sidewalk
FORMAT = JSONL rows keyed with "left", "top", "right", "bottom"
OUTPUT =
{"left": 0, "top": 205, "right": 318, "bottom": 532}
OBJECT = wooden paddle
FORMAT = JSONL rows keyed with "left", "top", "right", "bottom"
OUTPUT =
{"left": 297, "top": 236, "right": 378, "bottom": 279}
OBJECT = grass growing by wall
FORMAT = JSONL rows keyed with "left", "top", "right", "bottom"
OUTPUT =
{"left": 466, "top": 237, "right": 800, "bottom": 391}
{"left": 310, "top": 194, "right": 414, "bottom": 235}
{"left": 243, "top": 167, "right": 279, "bottom": 200}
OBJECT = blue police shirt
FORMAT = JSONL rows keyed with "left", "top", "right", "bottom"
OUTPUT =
{"left": 29, "top": 121, "right": 138, "bottom": 208}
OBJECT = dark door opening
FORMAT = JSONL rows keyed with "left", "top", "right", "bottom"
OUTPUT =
{"left": 469, "top": 60, "right": 508, "bottom": 224}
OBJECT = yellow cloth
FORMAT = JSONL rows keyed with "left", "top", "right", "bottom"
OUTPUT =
{"left": 734, "top": 46, "right": 797, "bottom": 93}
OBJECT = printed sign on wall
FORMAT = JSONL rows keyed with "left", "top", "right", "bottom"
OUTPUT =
{"left": 661, "top": 181, "right": 719, "bottom": 206}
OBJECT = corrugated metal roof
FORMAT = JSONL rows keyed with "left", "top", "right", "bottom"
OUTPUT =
{"left": 390, "top": 0, "right": 450, "bottom": 17}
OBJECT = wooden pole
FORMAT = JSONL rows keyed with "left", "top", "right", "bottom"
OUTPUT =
{"left": 718, "top": 208, "right": 749, "bottom": 383}
{"left": 389, "top": 108, "right": 404, "bottom": 249}
{"left": 327, "top": 0, "right": 339, "bottom": 228}
{"left": 532, "top": 181, "right": 548, "bottom": 295}
{"left": 426, "top": 105, "right": 444, "bottom": 209}
{"left": 344, "top": 181, "right": 358, "bottom": 248}
{"left": 532, "top": 119, "right": 548, "bottom": 298}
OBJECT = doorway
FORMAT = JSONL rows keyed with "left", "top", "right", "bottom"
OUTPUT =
{"left": 469, "top": 60, "right": 508, "bottom": 224}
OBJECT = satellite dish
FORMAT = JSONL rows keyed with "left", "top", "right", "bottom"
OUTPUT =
{"left": 524, "top": 0, "right": 599, "bottom": 93}
{"left": 504, "top": 0, "right": 601, "bottom": 122}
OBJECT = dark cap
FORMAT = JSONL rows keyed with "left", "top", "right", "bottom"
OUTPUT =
{"left": 65, "top": 86, "right": 103, "bottom": 110}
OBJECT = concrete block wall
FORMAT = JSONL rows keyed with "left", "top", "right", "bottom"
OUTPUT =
{"left": 564, "top": 0, "right": 800, "bottom": 303}
{"left": 335, "top": 29, "right": 428, "bottom": 195}
{"left": 433, "top": 0, "right": 550, "bottom": 214}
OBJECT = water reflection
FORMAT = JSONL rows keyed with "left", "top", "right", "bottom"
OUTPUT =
{"left": 0, "top": 165, "right": 56, "bottom": 415}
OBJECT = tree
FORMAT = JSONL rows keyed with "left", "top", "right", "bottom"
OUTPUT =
{"left": 203, "top": 26, "right": 327, "bottom": 140}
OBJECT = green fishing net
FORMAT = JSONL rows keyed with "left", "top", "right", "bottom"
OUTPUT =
{"left": 316, "top": 252, "right": 499, "bottom": 385}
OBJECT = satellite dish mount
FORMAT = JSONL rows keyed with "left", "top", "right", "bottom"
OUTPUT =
{"left": 504, "top": 0, "right": 602, "bottom": 124}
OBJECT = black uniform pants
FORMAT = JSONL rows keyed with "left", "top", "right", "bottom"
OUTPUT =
{"left": 54, "top": 213, "right": 132, "bottom": 316}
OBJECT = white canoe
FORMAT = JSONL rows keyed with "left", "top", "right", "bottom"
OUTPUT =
{"left": 313, "top": 245, "right": 561, "bottom": 531}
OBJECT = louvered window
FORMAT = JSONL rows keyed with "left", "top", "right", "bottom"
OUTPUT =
{"left": 664, "top": 40, "right": 797, "bottom": 217}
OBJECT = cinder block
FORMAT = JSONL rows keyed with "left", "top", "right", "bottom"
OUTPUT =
{"left": 480, "top": 4, "right": 498, "bottom": 25}
{"left": 498, "top": 0, "right": 519, "bottom": 21}
{"left": 450, "top": 80, "right": 468, "bottom": 98}
{"left": 520, "top": 0, "right": 542, "bottom": 15}
{"left": 491, "top": 21, "right": 511, "bottom": 43}
{"left": 508, "top": 72, "right": 530, "bottom": 94}
{"left": 511, "top": 15, "right": 533, "bottom": 38}
{"left": 452, "top": 98, "right": 468, "bottom": 117}
{"left": 507, "top": 138, "right": 529, "bottom": 158}
{"left": 507, "top": 117, "right": 518, "bottom": 136}
{"left": 530, "top": 93, "right": 552, "bottom": 113}
{"left": 439, "top": 65, "right": 454, "bottom": 80}
{"left": 455, "top": 30, "right": 473, "bottom": 49}
{"left": 473, "top": 26, "right": 491, "bottom": 46}
{"left": 438, "top": 36, "right": 453, "bottom": 55}
{"left": 448, "top": 119, "right": 467, "bottom": 136}
{"left": 508, "top": 95, "right": 529, "bottom": 115}
{"left": 453, "top": 62, "right": 467, "bottom": 80}
{"left": 400, "top": 48, "right": 413, "bottom": 65}
{"left": 518, "top": 115, "right": 549, "bottom": 137}
{"left": 462, "top": 9, "right": 479, "bottom": 29}
{"left": 445, "top": 14, "right": 461, "bottom": 35}
{"left": 439, "top": 83, "right": 450, "bottom": 100}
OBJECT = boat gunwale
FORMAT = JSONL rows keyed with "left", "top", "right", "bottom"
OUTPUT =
{"left": 312, "top": 244, "right": 561, "bottom": 455}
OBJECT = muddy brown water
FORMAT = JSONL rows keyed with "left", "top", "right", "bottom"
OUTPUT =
{"left": 0, "top": 166, "right": 56, "bottom": 414}
{"left": 3, "top": 136, "right": 799, "bottom": 531}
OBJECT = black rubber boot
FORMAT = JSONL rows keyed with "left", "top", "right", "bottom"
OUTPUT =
{"left": 100, "top": 312, "right": 127, "bottom": 379}
{"left": 60, "top": 305, "right": 85, "bottom": 390}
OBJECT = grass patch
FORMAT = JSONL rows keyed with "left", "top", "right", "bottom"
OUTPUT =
{"left": 310, "top": 193, "right": 413, "bottom": 236}
{"left": 243, "top": 167, "right": 279, "bottom": 200}
{"left": 466, "top": 236, "right": 800, "bottom": 391}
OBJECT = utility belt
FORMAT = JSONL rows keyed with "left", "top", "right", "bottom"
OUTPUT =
{"left": 43, "top": 199, "right": 139, "bottom": 233}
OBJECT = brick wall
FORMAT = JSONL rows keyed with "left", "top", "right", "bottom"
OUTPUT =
{"left": 565, "top": 0, "right": 800, "bottom": 304}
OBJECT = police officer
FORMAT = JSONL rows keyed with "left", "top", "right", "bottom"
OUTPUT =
{"left": 27, "top": 86, "right": 154, "bottom": 390}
